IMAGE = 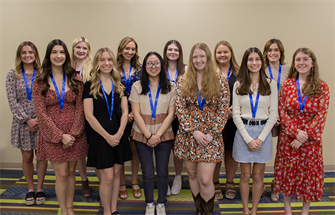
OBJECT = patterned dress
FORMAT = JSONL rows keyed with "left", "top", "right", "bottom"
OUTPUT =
{"left": 6, "top": 69, "right": 38, "bottom": 151}
{"left": 32, "top": 79, "right": 88, "bottom": 163}
{"left": 174, "top": 75, "right": 230, "bottom": 162}
{"left": 273, "top": 79, "right": 330, "bottom": 202}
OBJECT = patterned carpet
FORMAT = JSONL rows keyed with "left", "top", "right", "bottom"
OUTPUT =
{"left": 0, "top": 170, "right": 334, "bottom": 215}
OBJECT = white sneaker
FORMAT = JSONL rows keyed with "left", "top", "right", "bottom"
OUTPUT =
{"left": 145, "top": 204, "right": 155, "bottom": 215}
{"left": 156, "top": 204, "right": 166, "bottom": 215}
{"left": 167, "top": 185, "right": 171, "bottom": 196}
{"left": 171, "top": 175, "right": 182, "bottom": 195}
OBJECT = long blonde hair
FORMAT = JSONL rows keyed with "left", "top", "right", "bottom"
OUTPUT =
{"left": 71, "top": 37, "right": 93, "bottom": 83}
{"left": 15, "top": 41, "right": 41, "bottom": 78}
{"left": 89, "top": 48, "right": 124, "bottom": 99}
{"left": 182, "top": 43, "right": 220, "bottom": 98}
{"left": 288, "top": 48, "right": 321, "bottom": 98}
{"left": 213, "top": 40, "right": 239, "bottom": 76}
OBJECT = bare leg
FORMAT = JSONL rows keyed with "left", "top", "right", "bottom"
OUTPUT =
{"left": 283, "top": 194, "right": 292, "bottom": 215}
{"left": 250, "top": 163, "right": 265, "bottom": 215}
{"left": 36, "top": 157, "right": 47, "bottom": 202}
{"left": 225, "top": 150, "right": 238, "bottom": 183}
{"left": 51, "top": 162, "right": 70, "bottom": 215}
{"left": 184, "top": 160, "right": 199, "bottom": 195}
{"left": 111, "top": 164, "right": 121, "bottom": 213}
{"left": 21, "top": 150, "right": 35, "bottom": 199}
{"left": 301, "top": 201, "right": 311, "bottom": 215}
{"left": 66, "top": 161, "right": 78, "bottom": 215}
{"left": 99, "top": 167, "right": 115, "bottom": 215}
{"left": 172, "top": 139, "right": 183, "bottom": 175}
{"left": 130, "top": 138, "right": 140, "bottom": 191}
{"left": 240, "top": 163, "right": 251, "bottom": 215}
{"left": 77, "top": 157, "right": 88, "bottom": 181}
{"left": 197, "top": 162, "right": 216, "bottom": 202}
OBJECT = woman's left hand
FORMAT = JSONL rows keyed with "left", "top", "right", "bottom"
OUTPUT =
{"left": 228, "top": 106, "right": 233, "bottom": 119}
{"left": 290, "top": 139, "right": 303, "bottom": 149}
{"left": 274, "top": 116, "right": 280, "bottom": 127}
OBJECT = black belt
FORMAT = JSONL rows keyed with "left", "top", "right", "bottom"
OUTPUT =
{"left": 241, "top": 118, "right": 268, "bottom": 125}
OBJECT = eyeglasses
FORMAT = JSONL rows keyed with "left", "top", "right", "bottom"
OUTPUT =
{"left": 146, "top": 62, "right": 161, "bottom": 68}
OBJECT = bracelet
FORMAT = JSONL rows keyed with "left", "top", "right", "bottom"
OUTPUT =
{"left": 146, "top": 134, "right": 153, "bottom": 140}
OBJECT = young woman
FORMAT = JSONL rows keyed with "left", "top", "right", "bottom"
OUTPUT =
{"left": 212, "top": 40, "right": 239, "bottom": 200}
{"left": 174, "top": 43, "right": 229, "bottom": 215}
{"left": 162, "top": 39, "right": 186, "bottom": 195}
{"left": 71, "top": 36, "right": 93, "bottom": 197}
{"left": 116, "top": 37, "right": 142, "bottom": 200}
{"left": 273, "top": 48, "right": 330, "bottom": 215}
{"left": 262, "top": 38, "right": 289, "bottom": 202}
{"left": 232, "top": 47, "right": 278, "bottom": 215}
{"left": 6, "top": 41, "right": 47, "bottom": 206}
{"left": 129, "top": 52, "right": 175, "bottom": 215}
{"left": 32, "top": 39, "right": 88, "bottom": 215}
{"left": 83, "top": 47, "right": 131, "bottom": 215}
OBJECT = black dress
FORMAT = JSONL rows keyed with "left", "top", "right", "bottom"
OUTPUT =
{"left": 222, "top": 73, "right": 237, "bottom": 151}
{"left": 82, "top": 81, "right": 132, "bottom": 169}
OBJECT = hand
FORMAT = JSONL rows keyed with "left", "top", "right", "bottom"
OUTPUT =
{"left": 274, "top": 116, "right": 280, "bottom": 127}
{"left": 62, "top": 134, "right": 75, "bottom": 149}
{"left": 296, "top": 130, "right": 308, "bottom": 143}
{"left": 127, "top": 112, "right": 134, "bottom": 124}
{"left": 106, "top": 134, "right": 119, "bottom": 147}
{"left": 290, "top": 139, "right": 303, "bottom": 149}
{"left": 27, "top": 118, "right": 38, "bottom": 132}
{"left": 247, "top": 139, "right": 260, "bottom": 151}
{"left": 147, "top": 134, "right": 160, "bottom": 148}
{"left": 204, "top": 134, "right": 213, "bottom": 144}
{"left": 193, "top": 131, "right": 207, "bottom": 147}
{"left": 228, "top": 106, "right": 233, "bottom": 119}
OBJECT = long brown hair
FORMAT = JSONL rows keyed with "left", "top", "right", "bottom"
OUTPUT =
{"left": 288, "top": 48, "right": 321, "bottom": 98}
{"left": 14, "top": 41, "right": 41, "bottom": 78}
{"left": 236, "top": 47, "right": 271, "bottom": 96}
{"left": 116, "top": 37, "right": 141, "bottom": 72}
{"left": 182, "top": 43, "right": 220, "bottom": 98}
{"left": 37, "top": 39, "right": 80, "bottom": 96}
{"left": 163, "top": 40, "right": 185, "bottom": 80}
{"left": 89, "top": 48, "right": 125, "bottom": 99}
{"left": 213, "top": 40, "right": 239, "bottom": 76}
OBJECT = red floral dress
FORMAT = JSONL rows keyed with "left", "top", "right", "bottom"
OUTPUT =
{"left": 273, "top": 78, "right": 330, "bottom": 202}
{"left": 32, "top": 80, "right": 88, "bottom": 163}
{"left": 174, "top": 75, "right": 230, "bottom": 162}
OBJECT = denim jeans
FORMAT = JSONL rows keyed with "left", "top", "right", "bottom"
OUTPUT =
{"left": 135, "top": 140, "right": 172, "bottom": 204}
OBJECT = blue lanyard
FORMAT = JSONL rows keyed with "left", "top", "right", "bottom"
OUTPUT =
{"left": 22, "top": 67, "right": 35, "bottom": 101}
{"left": 221, "top": 65, "right": 232, "bottom": 83}
{"left": 268, "top": 64, "right": 281, "bottom": 92}
{"left": 167, "top": 67, "right": 178, "bottom": 83}
{"left": 122, "top": 64, "right": 132, "bottom": 95}
{"left": 79, "top": 65, "right": 84, "bottom": 77}
{"left": 148, "top": 82, "right": 161, "bottom": 120}
{"left": 197, "top": 86, "right": 206, "bottom": 111}
{"left": 50, "top": 72, "right": 66, "bottom": 112}
{"left": 249, "top": 92, "right": 260, "bottom": 119}
{"left": 100, "top": 81, "right": 114, "bottom": 120}
{"left": 296, "top": 77, "right": 307, "bottom": 111}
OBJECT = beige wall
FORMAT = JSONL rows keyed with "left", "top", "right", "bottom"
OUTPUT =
{"left": 1, "top": 0, "right": 334, "bottom": 171}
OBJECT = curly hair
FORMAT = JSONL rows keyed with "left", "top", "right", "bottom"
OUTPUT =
{"left": 116, "top": 37, "right": 141, "bottom": 72}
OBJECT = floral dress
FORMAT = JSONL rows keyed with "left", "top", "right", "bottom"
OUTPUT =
{"left": 174, "top": 75, "right": 230, "bottom": 162}
{"left": 273, "top": 78, "right": 330, "bottom": 202}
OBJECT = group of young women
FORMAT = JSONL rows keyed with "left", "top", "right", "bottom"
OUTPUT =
{"left": 6, "top": 36, "right": 330, "bottom": 215}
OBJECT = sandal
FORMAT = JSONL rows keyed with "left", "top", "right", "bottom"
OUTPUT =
{"left": 119, "top": 184, "right": 128, "bottom": 200}
{"left": 214, "top": 181, "right": 223, "bottom": 200}
{"left": 25, "top": 191, "right": 35, "bottom": 206}
{"left": 270, "top": 180, "right": 279, "bottom": 202}
{"left": 112, "top": 211, "right": 121, "bottom": 215}
{"left": 132, "top": 183, "right": 142, "bottom": 198}
{"left": 81, "top": 179, "right": 90, "bottom": 197}
{"left": 225, "top": 181, "right": 236, "bottom": 200}
{"left": 36, "top": 191, "right": 46, "bottom": 205}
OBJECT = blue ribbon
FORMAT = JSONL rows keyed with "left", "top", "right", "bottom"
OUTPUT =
{"left": 249, "top": 92, "right": 260, "bottom": 119}
{"left": 122, "top": 64, "right": 132, "bottom": 95}
{"left": 50, "top": 72, "right": 66, "bottom": 112}
{"left": 148, "top": 82, "right": 161, "bottom": 119}
{"left": 222, "top": 65, "right": 232, "bottom": 83}
{"left": 100, "top": 81, "right": 114, "bottom": 120}
{"left": 268, "top": 64, "right": 281, "bottom": 92}
{"left": 167, "top": 67, "right": 178, "bottom": 83}
{"left": 22, "top": 67, "right": 35, "bottom": 101}
{"left": 197, "top": 86, "right": 206, "bottom": 111}
{"left": 296, "top": 77, "right": 307, "bottom": 111}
